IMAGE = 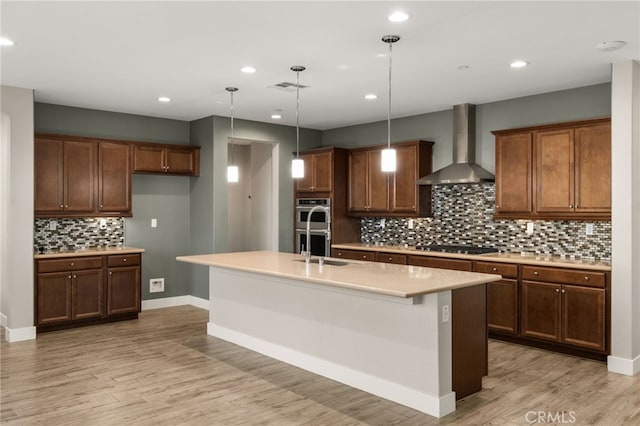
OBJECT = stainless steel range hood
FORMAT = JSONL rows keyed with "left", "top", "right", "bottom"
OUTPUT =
{"left": 417, "top": 103, "right": 494, "bottom": 185}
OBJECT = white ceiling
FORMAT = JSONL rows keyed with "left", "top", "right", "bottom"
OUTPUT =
{"left": 1, "top": 1, "right": 638, "bottom": 130}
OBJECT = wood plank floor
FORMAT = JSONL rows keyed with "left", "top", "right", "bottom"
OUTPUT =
{"left": 1, "top": 305, "right": 638, "bottom": 425}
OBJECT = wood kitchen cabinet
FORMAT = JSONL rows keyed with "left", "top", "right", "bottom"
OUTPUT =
{"left": 133, "top": 143, "right": 200, "bottom": 176}
{"left": 98, "top": 142, "right": 132, "bottom": 215}
{"left": 107, "top": 254, "right": 141, "bottom": 316}
{"left": 474, "top": 261, "right": 519, "bottom": 335}
{"left": 35, "top": 253, "right": 142, "bottom": 332}
{"left": 332, "top": 248, "right": 375, "bottom": 261}
{"left": 375, "top": 252, "right": 407, "bottom": 264}
{"left": 521, "top": 265, "right": 606, "bottom": 352}
{"left": 35, "top": 138, "right": 96, "bottom": 215}
{"left": 36, "top": 256, "right": 104, "bottom": 326}
{"left": 408, "top": 255, "right": 472, "bottom": 271}
{"left": 348, "top": 140, "right": 433, "bottom": 217}
{"left": 296, "top": 149, "right": 333, "bottom": 192}
{"left": 492, "top": 118, "right": 610, "bottom": 220}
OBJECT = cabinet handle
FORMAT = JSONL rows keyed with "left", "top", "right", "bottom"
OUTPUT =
{"left": 492, "top": 267, "right": 497, "bottom": 272}
{"left": 533, "top": 271, "right": 539, "bottom": 275}
{"left": 555, "top": 288, "right": 560, "bottom": 293}
{"left": 68, "top": 274, "right": 72, "bottom": 279}
{"left": 388, "top": 257, "right": 393, "bottom": 261}
{"left": 70, "top": 262, "right": 74, "bottom": 266}
{"left": 60, "top": 204, "right": 64, "bottom": 209}
{"left": 123, "top": 258, "right": 127, "bottom": 262}
{"left": 337, "top": 253, "right": 342, "bottom": 257}
{"left": 73, "top": 274, "right": 77, "bottom": 279}
{"left": 584, "top": 276, "right": 589, "bottom": 281}
{"left": 65, "top": 205, "right": 68, "bottom": 208}
{"left": 100, "top": 204, "right": 103, "bottom": 208}
{"left": 109, "top": 271, "right": 112, "bottom": 275}
{"left": 362, "top": 255, "right": 367, "bottom": 259}
{"left": 496, "top": 205, "right": 500, "bottom": 209}
{"left": 569, "top": 205, "right": 573, "bottom": 208}
{"left": 562, "top": 289, "right": 565, "bottom": 293}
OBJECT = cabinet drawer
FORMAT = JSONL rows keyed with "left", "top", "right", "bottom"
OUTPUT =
{"left": 522, "top": 266, "right": 605, "bottom": 288}
{"left": 375, "top": 252, "right": 407, "bottom": 265}
{"left": 409, "top": 256, "right": 472, "bottom": 271}
{"left": 108, "top": 254, "right": 141, "bottom": 267}
{"left": 332, "top": 249, "right": 375, "bottom": 262}
{"left": 473, "top": 261, "right": 518, "bottom": 278}
{"left": 38, "top": 256, "right": 104, "bottom": 273}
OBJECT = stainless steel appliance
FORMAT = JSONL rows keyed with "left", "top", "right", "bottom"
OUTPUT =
{"left": 295, "top": 198, "right": 331, "bottom": 230}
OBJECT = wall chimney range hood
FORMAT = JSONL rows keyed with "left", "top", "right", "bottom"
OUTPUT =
{"left": 417, "top": 103, "right": 495, "bottom": 185}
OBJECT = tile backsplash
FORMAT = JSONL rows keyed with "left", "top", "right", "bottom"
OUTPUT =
{"left": 361, "top": 184, "right": 611, "bottom": 261}
{"left": 34, "top": 218, "right": 125, "bottom": 252}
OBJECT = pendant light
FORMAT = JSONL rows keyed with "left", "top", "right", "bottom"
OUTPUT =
{"left": 291, "top": 65, "right": 305, "bottom": 179}
{"left": 381, "top": 35, "right": 400, "bottom": 172}
{"left": 226, "top": 87, "right": 239, "bottom": 183}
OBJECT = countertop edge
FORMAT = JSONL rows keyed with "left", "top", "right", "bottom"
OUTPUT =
{"left": 331, "top": 243, "right": 611, "bottom": 272}
{"left": 35, "top": 247, "right": 146, "bottom": 259}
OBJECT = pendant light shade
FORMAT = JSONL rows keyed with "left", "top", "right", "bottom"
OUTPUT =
{"left": 381, "top": 35, "right": 400, "bottom": 173}
{"left": 226, "top": 87, "right": 239, "bottom": 183}
{"left": 291, "top": 65, "right": 306, "bottom": 179}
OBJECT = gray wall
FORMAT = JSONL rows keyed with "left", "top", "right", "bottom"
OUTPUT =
{"left": 34, "top": 103, "right": 192, "bottom": 300}
{"left": 322, "top": 83, "right": 612, "bottom": 172}
{"left": 1, "top": 86, "right": 35, "bottom": 337}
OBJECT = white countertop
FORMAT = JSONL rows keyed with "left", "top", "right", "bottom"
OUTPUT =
{"left": 177, "top": 250, "right": 501, "bottom": 298}
{"left": 332, "top": 243, "right": 611, "bottom": 272}
{"left": 34, "top": 246, "right": 145, "bottom": 259}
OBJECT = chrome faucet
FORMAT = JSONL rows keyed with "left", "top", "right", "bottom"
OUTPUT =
{"left": 303, "top": 205, "right": 331, "bottom": 264}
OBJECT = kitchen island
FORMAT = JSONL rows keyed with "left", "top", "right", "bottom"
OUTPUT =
{"left": 177, "top": 250, "right": 501, "bottom": 418}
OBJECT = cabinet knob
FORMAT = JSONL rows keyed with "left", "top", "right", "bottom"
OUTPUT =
{"left": 337, "top": 253, "right": 342, "bottom": 257}
{"left": 109, "top": 271, "right": 112, "bottom": 275}
{"left": 388, "top": 257, "right": 393, "bottom": 261}
{"left": 584, "top": 276, "right": 589, "bottom": 281}
{"left": 70, "top": 262, "right": 74, "bottom": 266}
{"left": 73, "top": 274, "right": 77, "bottom": 279}
{"left": 100, "top": 204, "right": 103, "bottom": 208}
{"left": 492, "top": 267, "right": 497, "bottom": 272}
{"left": 65, "top": 205, "right": 68, "bottom": 208}
{"left": 362, "top": 255, "right": 367, "bottom": 259}
{"left": 123, "top": 258, "right": 127, "bottom": 262}
{"left": 562, "top": 289, "right": 566, "bottom": 293}
{"left": 496, "top": 205, "right": 500, "bottom": 209}
{"left": 68, "top": 274, "right": 72, "bottom": 279}
{"left": 569, "top": 205, "right": 573, "bottom": 208}
{"left": 60, "top": 204, "right": 64, "bottom": 208}
{"left": 533, "top": 271, "right": 539, "bottom": 275}
{"left": 556, "top": 288, "right": 560, "bottom": 293}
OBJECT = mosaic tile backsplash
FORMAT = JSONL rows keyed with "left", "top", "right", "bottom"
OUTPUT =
{"left": 361, "top": 184, "right": 611, "bottom": 261}
{"left": 34, "top": 218, "right": 125, "bottom": 252}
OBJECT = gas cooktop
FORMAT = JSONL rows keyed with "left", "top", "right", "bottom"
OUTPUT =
{"left": 414, "top": 244, "right": 499, "bottom": 255}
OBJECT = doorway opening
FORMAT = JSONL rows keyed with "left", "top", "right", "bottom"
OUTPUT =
{"left": 227, "top": 139, "right": 279, "bottom": 252}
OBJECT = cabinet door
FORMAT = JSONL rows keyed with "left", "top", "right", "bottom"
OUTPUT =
{"left": 408, "top": 256, "right": 472, "bottom": 271}
{"left": 64, "top": 140, "right": 96, "bottom": 213}
{"left": 390, "top": 144, "right": 418, "bottom": 213}
{"left": 37, "top": 272, "right": 72, "bottom": 325}
{"left": 71, "top": 269, "right": 105, "bottom": 320}
{"left": 487, "top": 279, "right": 518, "bottom": 334}
{"left": 535, "top": 129, "right": 574, "bottom": 212}
{"left": 165, "top": 147, "right": 196, "bottom": 174}
{"left": 312, "top": 151, "right": 333, "bottom": 192}
{"left": 98, "top": 142, "right": 131, "bottom": 214}
{"left": 348, "top": 150, "right": 369, "bottom": 211}
{"left": 295, "top": 152, "right": 315, "bottom": 192}
{"left": 133, "top": 145, "right": 165, "bottom": 173}
{"left": 574, "top": 124, "right": 611, "bottom": 213}
{"left": 495, "top": 132, "right": 533, "bottom": 213}
{"left": 34, "top": 138, "right": 64, "bottom": 212}
{"left": 521, "top": 281, "right": 561, "bottom": 342}
{"left": 561, "top": 285, "right": 605, "bottom": 351}
{"left": 374, "top": 252, "right": 407, "bottom": 265}
{"left": 107, "top": 266, "right": 140, "bottom": 315}
{"left": 367, "top": 150, "right": 390, "bottom": 212}
{"left": 332, "top": 248, "right": 375, "bottom": 261}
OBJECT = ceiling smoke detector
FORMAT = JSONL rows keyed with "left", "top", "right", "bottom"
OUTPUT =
{"left": 595, "top": 41, "right": 626, "bottom": 52}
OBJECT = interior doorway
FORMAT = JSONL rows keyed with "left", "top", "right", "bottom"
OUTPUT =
{"left": 227, "top": 139, "right": 279, "bottom": 252}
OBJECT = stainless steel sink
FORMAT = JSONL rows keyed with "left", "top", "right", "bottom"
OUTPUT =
{"left": 293, "top": 258, "right": 350, "bottom": 266}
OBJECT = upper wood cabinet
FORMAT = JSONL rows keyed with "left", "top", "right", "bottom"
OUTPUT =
{"left": 98, "top": 142, "right": 131, "bottom": 214}
{"left": 296, "top": 149, "right": 333, "bottom": 192}
{"left": 348, "top": 140, "right": 433, "bottom": 217}
{"left": 133, "top": 143, "right": 200, "bottom": 176}
{"left": 35, "top": 137, "right": 96, "bottom": 215}
{"left": 492, "top": 118, "right": 610, "bottom": 220}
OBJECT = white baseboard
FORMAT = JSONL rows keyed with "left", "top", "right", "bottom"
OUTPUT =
{"left": 4, "top": 325, "right": 36, "bottom": 342}
{"left": 608, "top": 354, "right": 640, "bottom": 376}
{"left": 141, "top": 295, "right": 209, "bottom": 311}
{"left": 208, "top": 322, "right": 456, "bottom": 418}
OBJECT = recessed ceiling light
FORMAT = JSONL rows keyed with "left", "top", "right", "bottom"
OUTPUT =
{"left": 595, "top": 41, "right": 626, "bottom": 52}
{"left": 157, "top": 96, "right": 171, "bottom": 103}
{"left": 364, "top": 94, "right": 378, "bottom": 100}
{"left": 0, "top": 37, "right": 14, "bottom": 46}
{"left": 510, "top": 60, "right": 529, "bottom": 69}
{"left": 241, "top": 66, "right": 256, "bottom": 74}
{"left": 388, "top": 11, "right": 409, "bottom": 22}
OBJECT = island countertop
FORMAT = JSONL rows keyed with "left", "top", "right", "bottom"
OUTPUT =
{"left": 177, "top": 250, "right": 501, "bottom": 298}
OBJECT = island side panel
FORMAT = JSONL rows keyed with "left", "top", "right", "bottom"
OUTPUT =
{"left": 207, "top": 266, "right": 456, "bottom": 418}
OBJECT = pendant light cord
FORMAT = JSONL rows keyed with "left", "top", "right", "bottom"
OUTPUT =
{"left": 226, "top": 87, "right": 238, "bottom": 165}
{"left": 295, "top": 69, "right": 300, "bottom": 158}
{"left": 387, "top": 40, "right": 392, "bottom": 150}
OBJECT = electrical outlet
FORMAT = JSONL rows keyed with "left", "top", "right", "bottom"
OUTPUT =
{"left": 526, "top": 222, "right": 534, "bottom": 235}
{"left": 408, "top": 219, "right": 414, "bottom": 229}
{"left": 99, "top": 218, "right": 107, "bottom": 229}
{"left": 586, "top": 223, "right": 594, "bottom": 235}
{"left": 380, "top": 218, "right": 386, "bottom": 228}
{"left": 149, "top": 278, "right": 164, "bottom": 293}
{"left": 49, "top": 220, "right": 57, "bottom": 231}
{"left": 442, "top": 305, "right": 450, "bottom": 323}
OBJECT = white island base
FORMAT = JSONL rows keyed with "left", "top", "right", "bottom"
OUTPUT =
{"left": 208, "top": 267, "right": 456, "bottom": 417}
{"left": 177, "top": 251, "right": 499, "bottom": 419}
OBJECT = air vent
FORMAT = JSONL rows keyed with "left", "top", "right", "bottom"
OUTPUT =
{"left": 270, "top": 82, "right": 309, "bottom": 92}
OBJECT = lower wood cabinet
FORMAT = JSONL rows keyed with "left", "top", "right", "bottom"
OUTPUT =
{"left": 473, "top": 261, "right": 519, "bottom": 335}
{"left": 35, "top": 253, "right": 142, "bottom": 331}
{"left": 332, "top": 248, "right": 375, "bottom": 262}
{"left": 408, "top": 255, "right": 472, "bottom": 271}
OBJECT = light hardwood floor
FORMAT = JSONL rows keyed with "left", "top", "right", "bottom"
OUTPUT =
{"left": 1, "top": 306, "right": 638, "bottom": 425}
